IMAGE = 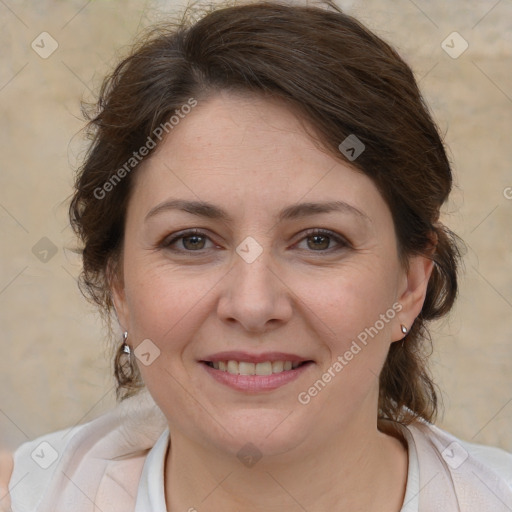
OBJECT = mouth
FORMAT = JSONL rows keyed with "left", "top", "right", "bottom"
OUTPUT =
{"left": 200, "top": 360, "right": 313, "bottom": 375}
{"left": 199, "top": 358, "right": 315, "bottom": 392}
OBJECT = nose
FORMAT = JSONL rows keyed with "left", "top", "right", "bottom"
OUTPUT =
{"left": 216, "top": 249, "right": 293, "bottom": 333}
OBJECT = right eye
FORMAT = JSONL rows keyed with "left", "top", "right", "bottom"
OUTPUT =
{"left": 160, "top": 229, "right": 218, "bottom": 252}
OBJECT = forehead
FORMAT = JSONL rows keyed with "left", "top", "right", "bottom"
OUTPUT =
{"left": 152, "top": 91, "right": 335, "bottom": 177}
{"left": 130, "top": 92, "right": 390, "bottom": 227}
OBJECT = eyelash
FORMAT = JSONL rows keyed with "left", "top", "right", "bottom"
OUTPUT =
{"left": 160, "top": 228, "right": 350, "bottom": 254}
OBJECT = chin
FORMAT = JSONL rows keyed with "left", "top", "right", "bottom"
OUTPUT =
{"left": 205, "top": 410, "right": 310, "bottom": 459}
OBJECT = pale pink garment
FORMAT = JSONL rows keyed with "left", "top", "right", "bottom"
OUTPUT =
{"left": 8, "top": 391, "right": 512, "bottom": 511}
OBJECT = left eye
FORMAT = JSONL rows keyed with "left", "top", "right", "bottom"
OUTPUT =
{"left": 295, "top": 229, "right": 348, "bottom": 252}
{"left": 161, "top": 229, "right": 348, "bottom": 253}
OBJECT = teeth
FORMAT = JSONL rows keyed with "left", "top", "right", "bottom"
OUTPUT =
{"left": 272, "top": 361, "right": 284, "bottom": 372}
{"left": 239, "top": 362, "right": 255, "bottom": 375}
{"left": 256, "top": 362, "right": 273, "bottom": 375}
{"left": 227, "top": 360, "right": 238, "bottom": 374}
{"left": 210, "top": 360, "right": 304, "bottom": 375}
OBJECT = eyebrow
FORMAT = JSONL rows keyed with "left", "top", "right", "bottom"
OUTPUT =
{"left": 145, "top": 199, "right": 371, "bottom": 225}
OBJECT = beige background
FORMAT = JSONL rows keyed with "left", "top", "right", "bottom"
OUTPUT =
{"left": 0, "top": 0, "right": 511, "bottom": 453}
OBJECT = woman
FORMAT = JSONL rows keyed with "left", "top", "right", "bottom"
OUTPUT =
{"left": 2, "top": 1, "right": 511, "bottom": 510}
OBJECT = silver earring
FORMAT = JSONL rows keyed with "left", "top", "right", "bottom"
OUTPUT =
{"left": 122, "top": 331, "right": 131, "bottom": 354}
{"left": 401, "top": 324, "right": 408, "bottom": 335}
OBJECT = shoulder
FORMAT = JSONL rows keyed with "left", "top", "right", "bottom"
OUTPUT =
{"left": 0, "top": 450, "right": 13, "bottom": 481}
{"left": 0, "top": 451, "right": 13, "bottom": 511}
{"left": 461, "top": 438, "right": 512, "bottom": 485}
{"left": 9, "top": 424, "right": 76, "bottom": 511}
{"left": 407, "top": 420, "right": 512, "bottom": 487}
{"left": 9, "top": 391, "right": 167, "bottom": 512}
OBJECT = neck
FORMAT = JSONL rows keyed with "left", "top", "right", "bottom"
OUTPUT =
{"left": 164, "top": 414, "right": 408, "bottom": 512}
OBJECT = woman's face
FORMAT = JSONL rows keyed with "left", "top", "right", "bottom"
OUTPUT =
{"left": 113, "top": 91, "right": 432, "bottom": 458}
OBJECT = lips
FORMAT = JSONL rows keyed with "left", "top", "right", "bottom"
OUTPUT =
{"left": 199, "top": 351, "right": 314, "bottom": 388}
{"left": 200, "top": 358, "right": 314, "bottom": 392}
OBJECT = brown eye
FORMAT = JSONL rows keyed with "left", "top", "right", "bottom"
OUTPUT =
{"left": 307, "top": 234, "right": 331, "bottom": 251}
{"left": 181, "top": 234, "right": 206, "bottom": 250}
{"left": 297, "top": 229, "right": 349, "bottom": 252}
{"left": 161, "top": 229, "right": 214, "bottom": 252}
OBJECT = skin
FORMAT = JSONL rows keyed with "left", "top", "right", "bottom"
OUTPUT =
{"left": 0, "top": 451, "right": 12, "bottom": 512}
{"left": 113, "top": 91, "right": 434, "bottom": 511}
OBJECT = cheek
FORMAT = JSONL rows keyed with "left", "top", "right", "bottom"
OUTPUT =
{"left": 121, "top": 251, "right": 232, "bottom": 369}
{"left": 123, "top": 254, "right": 398, "bottom": 350}
{"left": 292, "top": 269, "right": 398, "bottom": 415}
{"left": 293, "top": 263, "right": 398, "bottom": 346}
{"left": 124, "top": 267, "right": 208, "bottom": 339}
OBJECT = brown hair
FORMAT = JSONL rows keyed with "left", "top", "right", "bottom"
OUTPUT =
{"left": 69, "top": 0, "right": 464, "bottom": 423}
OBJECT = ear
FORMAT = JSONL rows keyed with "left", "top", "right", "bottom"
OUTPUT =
{"left": 396, "top": 254, "right": 434, "bottom": 339}
{"left": 108, "top": 259, "right": 130, "bottom": 333}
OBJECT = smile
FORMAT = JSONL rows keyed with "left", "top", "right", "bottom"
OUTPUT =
{"left": 200, "top": 360, "right": 314, "bottom": 392}
{"left": 204, "top": 360, "right": 309, "bottom": 375}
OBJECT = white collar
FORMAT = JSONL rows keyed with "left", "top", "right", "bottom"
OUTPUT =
{"left": 132, "top": 426, "right": 420, "bottom": 512}
{"left": 135, "top": 428, "right": 169, "bottom": 512}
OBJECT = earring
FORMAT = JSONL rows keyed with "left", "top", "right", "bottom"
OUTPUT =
{"left": 400, "top": 324, "right": 408, "bottom": 335}
{"left": 122, "top": 331, "right": 131, "bottom": 354}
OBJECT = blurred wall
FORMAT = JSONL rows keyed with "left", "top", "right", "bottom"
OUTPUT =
{"left": 1, "top": 0, "right": 511, "bottom": 452}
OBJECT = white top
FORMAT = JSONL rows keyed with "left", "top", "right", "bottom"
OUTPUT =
{"left": 133, "top": 428, "right": 422, "bottom": 511}
{"left": 8, "top": 392, "right": 512, "bottom": 511}
{"left": 134, "top": 428, "right": 420, "bottom": 510}
{"left": 131, "top": 419, "right": 505, "bottom": 511}
{"left": 134, "top": 428, "right": 168, "bottom": 511}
